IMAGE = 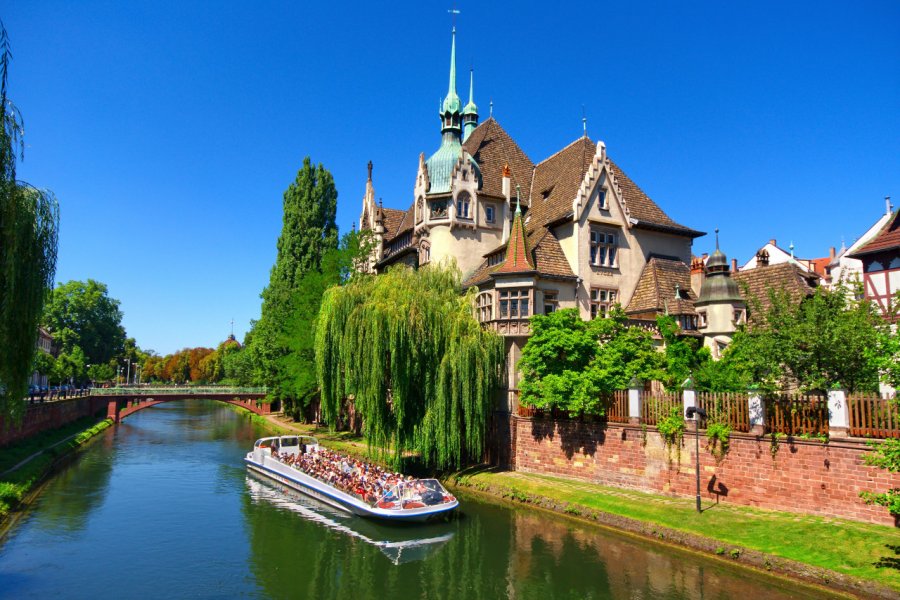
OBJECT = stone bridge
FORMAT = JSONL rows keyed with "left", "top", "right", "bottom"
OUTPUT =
{"left": 91, "top": 387, "right": 274, "bottom": 423}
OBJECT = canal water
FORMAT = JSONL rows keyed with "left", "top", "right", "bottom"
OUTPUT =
{"left": 0, "top": 400, "right": 835, "bottom": 599}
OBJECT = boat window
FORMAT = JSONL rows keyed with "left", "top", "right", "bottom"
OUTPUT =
{"left": 281, "top": 437, "right": 299, "bottom": 447}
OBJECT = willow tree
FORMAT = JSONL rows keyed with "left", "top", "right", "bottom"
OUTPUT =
{"left": 0, "top": 23, "right": 59, "bottom": 423}
{"left": 315, "top": 263, "right": 505, "bottom": 469}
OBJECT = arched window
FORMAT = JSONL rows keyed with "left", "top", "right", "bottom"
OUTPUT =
{"left": 476, "top": 292, "right": 493, "bottom": 322}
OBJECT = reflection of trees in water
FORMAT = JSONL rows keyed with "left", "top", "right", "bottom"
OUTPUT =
{"left": 33, "top": 429, "right": 115, "bottom": 534}
{"left": 243, "top": 486, "right": 513, "bottom": 600}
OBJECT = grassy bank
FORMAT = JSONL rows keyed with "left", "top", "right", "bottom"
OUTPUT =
{"left": 249, "top": 415, "right": 899, "bottom": 596}
{"left": 449, "top": 467, "right": 900, "bottom": 598}
{"left": 0, "top": 416, "right": 112, "bottom": 521}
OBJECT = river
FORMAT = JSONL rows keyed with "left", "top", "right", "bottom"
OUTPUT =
{"left": 0, "top": 400, "right": 837, "bottom": 599}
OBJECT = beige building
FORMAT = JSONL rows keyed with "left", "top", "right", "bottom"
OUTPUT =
{"left": 360, "top": 28, "right": 707, "bottom": 408}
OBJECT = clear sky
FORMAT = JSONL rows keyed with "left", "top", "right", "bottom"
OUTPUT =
{"left": 5, "top": 1, "right": 899, "bottom": 355}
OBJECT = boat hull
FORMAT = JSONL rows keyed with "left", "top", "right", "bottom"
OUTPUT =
{"left": 244, "top": 454, "right": 457, "bottom": 523}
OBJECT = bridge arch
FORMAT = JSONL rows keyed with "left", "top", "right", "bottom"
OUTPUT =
{"left": 92, "top": 387, "right": 274, "bottom": 423}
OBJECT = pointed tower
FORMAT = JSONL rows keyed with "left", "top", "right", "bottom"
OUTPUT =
{"left": 696, "top": 229, "right": 746, "bottom": 358}
{"left": 496, "top": 189, "right": 534, "bottom": 274}
{"left": 463, "top": 68, "right": 479, "bottom": 141}
{"left": 425, "top": 27, "right": 465, "bottom": 195}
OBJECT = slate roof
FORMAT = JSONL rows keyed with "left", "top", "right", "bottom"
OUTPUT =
{"left": 462, "top": 227, "right": 576, "bottom": 288}
{"left": 462, "top": 118, "right": 534, "bottom": 203}
{"left": 625, "top": 257, "right": 697, "bottom": 316}
{"left": 849, "top": 210, "right": 900, "bottom": 258}
{"left": 732, "top": 262, "right": 819, "bottom": 318}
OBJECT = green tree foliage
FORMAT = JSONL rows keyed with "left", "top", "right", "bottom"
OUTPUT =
{"left": 42, "top": 280, "right": 126, "bottom": 366}
{"left": 726, "top": 284, "right": 882, "bottom": 393}
{"left": 315, "top": 263, "right": 505, "bottom": 469}
{"left": 251, "top": 157, "right": 339, "bottom": 410}
{"left": 0, "top": 23, "right": 60, "bottom": 422}
{"left": 519, "top": 307, "right": 661, "bottom": 415}
{"left": 278, "top": 229, "right": 370, "bottom": 420}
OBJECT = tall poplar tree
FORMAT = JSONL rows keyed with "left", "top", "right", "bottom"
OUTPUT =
{"left": 0, "top": 23, "right": 60, "bottom": 423}
{"left": 251, "top": 157, "right": 338, "bottom": 411}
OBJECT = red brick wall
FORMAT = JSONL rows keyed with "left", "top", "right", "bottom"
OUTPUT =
{"left": 513, "top": 416, "right": 900, "bottom": 525}
{"left": 0, "top": 397, "right": 108, "bottom": 447}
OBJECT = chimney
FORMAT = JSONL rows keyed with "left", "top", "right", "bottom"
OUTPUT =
{"left": 769, "top": 239, "right": 777, "bottom": 247}
{"left": 690, "top": 257, "right": 705, "bottom": 297}
{"left": 731, "top": 258, "right": 738, "bottom": 272}
{"left": 501, "top": 164, "right": 511, "bottom": 200}
{"left": 701, "top": 252, "right": 708, "bottom": 260}
{"left": 887, "top": 196, "right": 893, "bottom": 216}
{"left": 829, "top": 246, "right": 835, "bottom": 260}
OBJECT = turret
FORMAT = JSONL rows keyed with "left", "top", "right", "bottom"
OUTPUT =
{"left": 696, "top": 230, "right": 746, "bottom": 358}
{"left": 462, "top": 68, "right": 478, "bottom": 141}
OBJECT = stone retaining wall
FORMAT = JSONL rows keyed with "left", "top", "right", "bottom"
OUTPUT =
{"left": 0, "top": 397, "right": 108, "bottom": 447}
{"left": 512, "top": 415, "right": 900, "bottom": 525}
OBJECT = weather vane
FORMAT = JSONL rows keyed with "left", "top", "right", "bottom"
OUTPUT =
{"left": 448, "top": 6, "right": 460, "bottom": 27}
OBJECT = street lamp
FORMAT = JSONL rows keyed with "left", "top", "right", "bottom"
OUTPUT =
{"left": 117, "top": 365, "right": 122, "bottom": 387}
{"left": 126, "top": 358, "right": 132, "bottom": 387}
{"left": 685, "top": 406, "right": 708, "bottom": 514}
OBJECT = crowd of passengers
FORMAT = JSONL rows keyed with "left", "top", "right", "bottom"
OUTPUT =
{"left": 271, "top": 446, "right": 412, "bottom": 506}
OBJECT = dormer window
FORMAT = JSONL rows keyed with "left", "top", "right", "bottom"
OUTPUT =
{"left": 699, "top": 311, "right": 708, "bottom": 328}
{"left": 598, "top": 189, "right": 608, "bottom": 210}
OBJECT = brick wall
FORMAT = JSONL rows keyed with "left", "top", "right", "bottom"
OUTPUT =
{"left": 512, "top": 415, "right": 900, "bottom": 525}
{"left": 0, "top": 397, "right": 108, "bottom": 447}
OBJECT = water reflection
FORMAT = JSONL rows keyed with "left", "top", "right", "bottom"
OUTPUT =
{"left": 245, "top": 474, "right": 454, "bottom": 564}
{"left": 0, "top": 400, "right": 840, "bottom": 600}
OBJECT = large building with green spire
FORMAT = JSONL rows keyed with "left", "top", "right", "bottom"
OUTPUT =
{"left": 361, "top": 26, "right": 714, "bottom": 407}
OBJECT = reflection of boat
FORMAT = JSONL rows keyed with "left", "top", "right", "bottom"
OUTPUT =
{"left": 244, "top": 436, "right": 459, "bottom": 523}
{"left": 245, "top": 474, "right": 455, "bottom": 564}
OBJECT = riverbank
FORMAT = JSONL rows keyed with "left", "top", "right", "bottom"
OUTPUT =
{"left": 260, "top": 415, "right": 900, "bottom": 599}
{"left": 0, "top": 416, "right": 112, "bottom": 527}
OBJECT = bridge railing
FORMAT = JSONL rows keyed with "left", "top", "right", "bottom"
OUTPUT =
{"left": 91, "top": 386, "right": 267, "bottom": 396}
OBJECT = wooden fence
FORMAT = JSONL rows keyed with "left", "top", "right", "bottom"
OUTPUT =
{"left": 765, "top": 393, "right": 829, "bottom": 436}
{"left": 641, "top": 392, "right": 681, "bottom": 426}
{"left": 695, "top": 391, "right": 750, "bottom": 433}
{"left": 603, "top": 390, "right": 629, "bottom": 423}
{"left": 849, "top": 394, "right": 900, "bottom": 438}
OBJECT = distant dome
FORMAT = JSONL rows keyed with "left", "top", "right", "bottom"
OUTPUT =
{"left": 706, "top": 248, "right": 728, "bottom": 269}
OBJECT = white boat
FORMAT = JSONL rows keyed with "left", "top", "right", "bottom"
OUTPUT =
{"left": 244, "top": 435, "right": 459, "bottom": 523}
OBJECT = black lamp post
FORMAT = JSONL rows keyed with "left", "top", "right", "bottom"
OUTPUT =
{"left": 685, "top": 405, "right": 707, "bottom": 513}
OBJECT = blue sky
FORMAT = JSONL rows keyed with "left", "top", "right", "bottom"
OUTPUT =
{"left": 5, "top": 1, "right": 899, "bottom": 355}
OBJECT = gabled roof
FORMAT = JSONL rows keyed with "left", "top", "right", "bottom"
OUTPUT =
{"left": 626, "top": 257, "right": 696, "bottom": 316}
{"left": 527, "top": 135, "right": 700, "bottom": 237}
{"left": 849, "top": 210, "right": 900, "bottom": 258}
{"left": 462, "top": 117, "right": 533, "bottom": 202}
{"left": 380, "top": 208, "right": 406, "bottom": 241}
{"left": 462, "top": 227, "right": 575, "bottom": 288}
{"left": 732, "top": 262, "right": 819, "bottom": 318}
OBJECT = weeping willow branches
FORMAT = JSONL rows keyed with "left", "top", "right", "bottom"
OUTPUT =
{"left": 0, "top": 22, "right": 60, "bottom": 424}
{"left": 315, "top": 263, "right": 505, "bottom": 469}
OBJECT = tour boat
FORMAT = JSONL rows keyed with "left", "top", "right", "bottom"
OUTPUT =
{"left": 244, "top": 435, "right": 459, "bottom": 523}
{"left": 245, "top": 475, "right": 455, "bottom": 564}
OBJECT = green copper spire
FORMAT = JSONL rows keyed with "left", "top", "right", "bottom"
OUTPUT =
{"left": 441, "top": 27, "right": 461, "bottom": 116}
{"left": 462, "top": 68, "right": 479, "bottom": 141}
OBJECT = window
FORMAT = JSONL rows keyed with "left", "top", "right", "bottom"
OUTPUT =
{"left": 680, "top": 315, "right": 697, "bottom": 331}
{"left": 477, "top": 292, "right": 493, "bottom": 322}
{"left": 590, "top": 288, "right": 617, "bottom": 319}
{"left": 699, "top": 311, "right": 708, "bottom": 327}
{"left": 488, "top": 250, "right": 506, "bottom": 267}
{"left": 733, "top": 310, "right": 744, "bottom": 325}
{"left": 499, "top": 289, "right": 530, "bottom": 319}
{"left": 420, "top": 242, "right": 431, "bottom": 265}
{"left": 485, "top": 204, "right": 495, "bottom": 224}
{"left": 590, "top": 230, "right": 618, "bottom": 268}
{"left": 543, "top": 291, "right": 558, "bottom": 314}
{"left": 456, "top": 197, "right": 470, "bottom": 219}
{"left": 598, "top": 189, "right": 608, "bottom": 210}
{"left": 430, "top": 199, "right": 448, "bottom": 219}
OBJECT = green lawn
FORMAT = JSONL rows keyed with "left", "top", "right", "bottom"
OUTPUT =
{"left": 451, "top": 467, "right": 900, "bottom": 594}
{"left": 0, "top": 416, "right": 112, "bottom": 521}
